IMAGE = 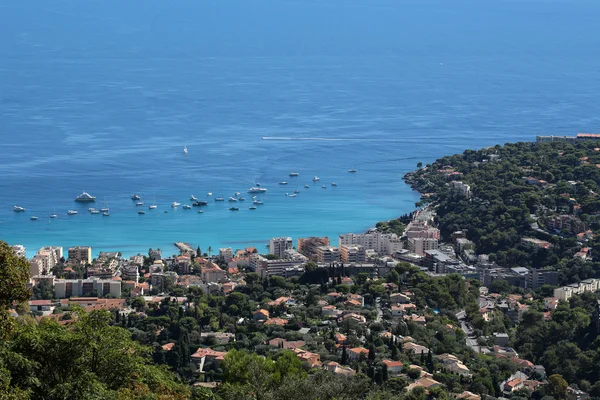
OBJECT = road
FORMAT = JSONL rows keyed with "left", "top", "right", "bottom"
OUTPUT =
{"left": 375, "top": 298, "right": 383, "bottom": 323}
{"left": 459, "top": 317, "right": 481, "bottom": 352}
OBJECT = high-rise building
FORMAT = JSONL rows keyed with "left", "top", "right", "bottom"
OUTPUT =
{"left": 338, "top": 232, "right": 402, "bottom": 255}
{"left": 298, "top": 237, "right": 330, "bottom": 261}
{"left": 54, "top": 277, "right": 120, "bottom": 298}
{"left": 340, "top": 245, "right": 366, "bottom": 263}
{"left": 269, "top": 237, "right": 293, "bottom": 258}
{"left": 68, "top": 246, "right": 92, "bottom": 265}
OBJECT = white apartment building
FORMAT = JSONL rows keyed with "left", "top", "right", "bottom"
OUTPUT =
{"left": 30, "top": 246, "right": 63, "bottom": 277}
{"left": 340, "top": 245, "right": 366, "bottom": 263}
{"left": 54, "top": 277, "right": 121, "bottom": 298}
{"left": 450, "top": 181, "right": 471, "bottom": 198}
{"left": 408, "top": 237, "right": 439, "bottom": 255}
{"left": 250, "top": 254, "right": 304, "bottom": 278}
{"left": 11, "top": 244, "right": 26, "bottom": 258}
{"left": 269, "top": 237, "right": 293, "bottom": 258}
{"left": 554, "top": 279, "right": 600, "bottom": 301}
{"left": 338, "top": 232, "right": 402, "bottom": 255}
{"left": 218, "top": 248, "right": 234, "bottom": 261}
{"left": 68, "top": 246, "right": 92, "bottom": 265}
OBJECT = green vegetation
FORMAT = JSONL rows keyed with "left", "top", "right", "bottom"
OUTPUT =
{"left": 406, "top": 140, "right": 600, "bottom": 283}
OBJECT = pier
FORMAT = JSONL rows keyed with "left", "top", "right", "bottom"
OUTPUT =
{"left": 174, "top": 242, "right": 194, "bottom": 254}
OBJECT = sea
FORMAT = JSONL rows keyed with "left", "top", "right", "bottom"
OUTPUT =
{"left": 1, "top": 0, "right": 599, "bottom": 258}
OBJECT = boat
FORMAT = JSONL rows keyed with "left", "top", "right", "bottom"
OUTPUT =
{"left": 90, "top": 210, "right": 101, "bottom": 214}
{"left": 313, "top": 176, "right": 320, "bottom": 181}
{"left": 304, "top": 185, "right": 310, "bottom": 189}
{"left": 238, "top": 197, "right": 245, "bottom": 201}
{"left": 67, "top": 210, "right": 78, "bottom": 215}
{"left": 138, "top": 210, "right": 146, "bottom": 215}
{"left": 30, "top": 216, "right": 38, "bottom": 220}
{"left": 229, "top": 207, "right": 239, "bottom": 211}
{"left": 102, "top": 212, "right": 109, "bottom": 217}
{"left": 207, "top": 192, "right": 213, "bottom": 196}
{"left": 88, "top": 207, "right": 96, "bottom": 212}
{"left": 190, "top": 195, "right": 198, "bottom": 201}
{"left": 182, "top": 204, "right": 192, "bottom": 210}
{"left": 331, "top": 182, "right": 338, "bottom": 186}
{"left": 253, "top": 199, "right": 263, "bottom": 205}
{"left": 193, "top": 201, "right": 208, "bottom": 206}
{"left": 136, "top": 202, "right": 144, "bottom": 206}
{"left": 171, "top": 202, "right": 180, "bottom": 207}
{"left": 248, "top": 187, "right": 267, "bottom": 193}
{"left": 164, "top": 210, "right": 168, "bottom": 213}
{"left": 131, "top": 194, "right": 141, "bottom": 200}
{"left": 289, "top": 194, "right": 297, "bottom": 197}
{"left": 183, "top": 145, "right": 188, "bottom": 155}
{"left": 13, "top": 205, "right": 26, "bottom": 212}
{"left": 249, "top": 206, "right": 257, "bottom": 210}
{"left": 289, "top": 172, "right": 299, "bottom": 177}
{"left": 228, "top": 197, "right": 238, "bottom": 202}
{"left": 100, "top": 207, "right": 109, "bottom": 212}
{"left": 294, "top": 189, "right": 300, "bottom": 194}
{"left": 348, "top": 169, "right": 357, "bottom": 173}
{"left": 50, "top": 214, "right": 57, "bottom": 218}
{"left": 279, "top": 182, "right": 288, "bottom": 185}
{"left": 75, "top": 192, "right": 96, "bottom": 202}
{"left": 197, "top": 210, "right": 204, "bottom": 214}
{"left": 149, "top": 205, "right": 157, "bottom": 209}
{"left": 235, "top": 192, "right": 241, "bottom": 196}
{"left": 215, "top": 197, "right": 225, "bottom": 202}
{"left": 255, "top": 182, "right": 261, "bottom": 187}
{"left": 322, "top": 185, "right": 327, "bottom": 188}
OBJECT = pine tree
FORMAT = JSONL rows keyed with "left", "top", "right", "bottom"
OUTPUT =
{"left": 426, "top": 349, "right": 434, "bottom": 372}
{"left": 420, "top": 350, "right": 425, "bottom": 365}
{"left": 391, "top": 344, "right": 399, "bottom": 361}
{"left": 341, "top": 345, "right": 348, "bottom": 365}
{"left": 196, "top": 245, "right": 201, "bottom": 257}
{"left": 368, "top": 344, "right": 376, "bottom": 362}
{"left": 382, "top": 363, "right": 389, "bottom": 381}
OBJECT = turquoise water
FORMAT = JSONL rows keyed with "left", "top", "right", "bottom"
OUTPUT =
{"left": 1, "top": 0, "right": 600, "bottom": 258}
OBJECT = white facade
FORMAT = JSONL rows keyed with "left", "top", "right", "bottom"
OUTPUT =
{"left": 554, "top": 279, "right": 600, "bottom": 301}
{"left": 450, "top": 181, "right": 471, "bottom": 197}
{"left": 269, "top": 237, "right": 293, "bottom": 258}
{"left": 54, "top": 277, "right": 121, "bottom": 298}
{"left": 338, "top": 232, "right": 402, "bottom": 255}
{"left": 11, "top": 245, "right": 26, "bottom": 258}
{"left": 218, "top": 248, "right": 234, "bottom": 261}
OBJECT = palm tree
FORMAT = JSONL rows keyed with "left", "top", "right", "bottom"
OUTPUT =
{"left": 208, "top": 246, "right": 212, "bottom": 259}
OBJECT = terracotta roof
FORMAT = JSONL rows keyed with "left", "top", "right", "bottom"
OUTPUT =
{"left": 382, "top": 359, "right": 403, "bottom": 368}
{"left": 162, "top": 343, "right": 175, "bottom": 351}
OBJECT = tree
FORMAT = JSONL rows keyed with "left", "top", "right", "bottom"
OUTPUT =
{"left": 368, "top": 344, "right": 376, "bottom": 362}
{"left": 0, "top": 241, "right": 31, "bottom": 339}
{"left": 131, "top": 296, "right": 146, "bottom": 311}
{"left": 547, "top": 374, "right": 568, "bottom": 400}
{"left": 341, "top": 346, "right": 348, "bottom": 365}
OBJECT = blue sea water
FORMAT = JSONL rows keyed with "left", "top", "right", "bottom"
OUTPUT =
{"left": 1, "top": 0, "right": 599, "bottom": 258}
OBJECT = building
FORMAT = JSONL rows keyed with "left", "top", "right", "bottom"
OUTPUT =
{"left": 338, "top": 232, "right": 403, "bottom": 255}
{"left": 450, "top": 181, "right": 471, "bottom": 197}
{"left": 456, "top": 238, "right": 474, "bottom": 253}
{"left": 297, "top": 237, "right": 330, "bottom": 261}
{"left": 250, "top": 254, "right": 305, "bottom": 278}
{"left": 269, "top": 237, "right": 293, "bottom": 258}
{"left": 316, "top": 246, "right": 341, "bottom": 263}
{"left": 554, "top": 279, "right": 600, "bottom": 301}
{"left": 340, "top": 245, "right": 366, "bottom": 263}
{"left": 527, "top": 268, "right": 559, "bottom": 289}
{"left": 347, "top": 347, "right": 369, "bottom": 362}
{"left": 68, "top": 246, "right": 92, "bottom": 265}
{"left": 201, "top": 263, "right": 226, "bottom": 283}
{"left": 480, "top": 267, "right": 528, "bottom": 289}
{"left": 253, "top": 309, "right": 269, "bottom": 321}
{"left": 30, "top": 246, "right": 63, "bottom": 277}
{"left": 11, "top": 244, "right": 26, "bottom": 258}
{"left": 218, "top": 248, "right": 234, "bottom": 261}
{"left": 54, "top": 277, "right": 121, "bottom": 298}
{"left": 547, "top": 215, "right": 587, "bottom": 235}
{"left": 150, "top": 271, "right": 178, "bottom": 289}
{"left": 409, "top": 238, "right": 439, "bottom": 255}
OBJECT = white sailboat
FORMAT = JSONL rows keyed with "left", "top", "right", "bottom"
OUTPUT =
{"left": 183, "top": 145, "right": 188, "bottom": 155}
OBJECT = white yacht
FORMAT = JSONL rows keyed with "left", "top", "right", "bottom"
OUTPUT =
{"left": 149, "top": 205, "right": 157, "bottom": 209}
{"left": 238, "top": 197, "right": 245, "bottom": 201}
{"left": 215, "top": 197, "right": 225, "bottom": 202}
{"left": 331, "top": 182, "right": 338, "bottom": 186}
{"left": 248, "top": 187, "right": 267, "bottom": 193}
{"left": 183, "top": 145, "right": 188, "bottom": 155}
{"left": 322, "top": 185, "right": 327, "bottom": 188}
{"left": 13, "top": 205, "right": 26, "bottom": 212}
{"left": 102, "top": 212, "right": 110, "bottom": 217}
{"left": 136, "top": 202, "right": 144, "bottom": 206}
{"left": 67, "top": 210, "right": 78, "bottom": 215}
{"left": 88, "top": 207, "right": 96, "bottom": 212}
{"left": 197, "top": 210, "right": 204, "bottom": 214}
{"left": 91, "top": 210, "right": 100, "bottom": 214}
{"left": 279, "top": 182, "right": 288, "bottom": 185}
{"left": 100, "top": 207, "right": 109, "bottom": 212}
{"left": 207, "top": 192, "right": 213, "bottom": 196}
{"left": 50, "top": 213, "right": 57, "bottom": 219}
{"left": 348, "top": 169, "right": 357, "bottom": 173}
{"left": 289, "top": 172, "right": 299, "bottom": 177}
{"left": 30, "top": 216, "right": 38, "bottom": 220}
{"left": 190, "top": 195, "right": 198, "bottom": 201}
{"left": 253, "top": 199, "right": 263, "bottom": 205}
{"left": 131, "top": 194, "right": 141, "bottom": 200}
{"left": 228, "top": 197, "right": 238, "bottom": 202}
{"left": 289, "top": 194, "right": 297, "bottom": 197}
{"left": 75, "top": 192, "right": 96, "bottom": 202}
{"left": 171, "top": 202, "right": 180, "bottom": 208}
{"left": 183, "top": 204, "right": 192, "bottom": 210}
{"left": 235, "top": 192, "right": 241, "bottom": 196}
{"left": 294, "top": 189, "right": 300, "bottom": 194}
{"left": 313, "top": 176, "right": 320, "bottom": 182}
{"left": 304, "top": 184, "right": 310, "bottom": 189}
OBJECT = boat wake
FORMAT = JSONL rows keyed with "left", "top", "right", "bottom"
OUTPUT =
{"left": 260, "top": 136, "right": 368, "bottom": 141}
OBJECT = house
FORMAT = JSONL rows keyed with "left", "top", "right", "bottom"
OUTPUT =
{"left": 190, "top": 348, "right": 227, "bottom": 372}
{"left": 390, "top": 293, "right": 411, "bottom": 304}
{"left": 344, "top": 299, "right": 362, "bottom": 307}
{"left": 28, "top": 300, "right": 55, "bottom": 315}
{"left": 406, "top": 377, "right": 442, "bottom": 392}
{"left": 437, "top": 354, "right": 472, "bottom": 377}
{"left": 326, "top": 361, "right": 356, "bottom": 376}
{"left": 502, "top": 378, "right": 524, "bottom": 394}
{"left": 347, "top": 293, "right": 364, "bottom": 306}
{"left": 201, "top": 262, "right": 226, "bottom": 283}
{"left": 322, "top": 305, "right": 341, "bottom": 317}
{"left": 347, "top": 347, "right": 369, "bottom": 361}
{"left": 267, "top": 297, "right": 296, "bottom": 307}
{"left": 339, "top": 313, "right": 366, "bottom": 324}
{"left": 382, "top": 359, "right": 403, "bottom": 375}
{"left": 341, "top": 277, "right": 354, "bottom": 286}
{"left": 327, "top": 292, "right": 343, "bottom": 303}
{"left": 161, "top": 343, "right": 175, "bottom": 351}
{"left": 268, "top": 338, "right": 305, "bottom": 350}
{"left": 264, "top": 317, "right": 288, "bottom": 326}
{"left": 293, "top": 349, "right": 321, "bottom": 368}
{"left": 404, "top": 342, "right": 430, "bottom": 355}
{"left": 253, "top": 309, "right": 270, "bottom": 321}
{"left": 456, "top": 391, "right": 481, "bottom": 400}
{"left": 404, "top": 314, "right": 426, "bottom": 325}
{"left": 335, "top": 333, "right": 347, "bottom": 344}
